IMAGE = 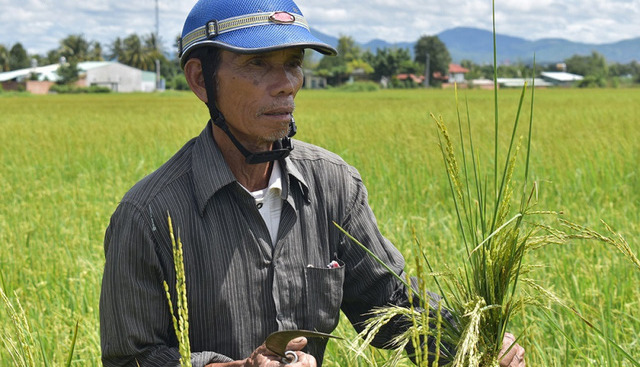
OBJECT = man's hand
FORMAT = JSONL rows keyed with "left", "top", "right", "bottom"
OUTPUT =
{"left": 498, "top": 333, "right": 525, "bottom": 367}
{"left": 207, "top": 337, "right": 316, "bottom": 367}
{"left": 246, "top": 336, "right": 316, "bottom": 367}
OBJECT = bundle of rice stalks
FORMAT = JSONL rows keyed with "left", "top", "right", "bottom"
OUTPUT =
{"left": 338, "top": 1, "right": 639, "bottom": 366}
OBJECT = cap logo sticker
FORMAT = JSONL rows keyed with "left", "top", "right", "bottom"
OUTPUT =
{"left": 269, "top": 11, "right": 295, "bottom": 24}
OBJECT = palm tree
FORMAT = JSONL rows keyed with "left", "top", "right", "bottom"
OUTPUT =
{"left": 122, "top": 34, "right": 155, "bottom": 70}
{"left": 0, "top": 44, "right": 10, "bottom": 71}
{"left": 89, "top": 41, "right": 104, "bottom": 61}
{"left": 108, "top": 37, "right": 124, "bottom": 61}
{"left": 59, "top": 34, "right": 90, "bottom": 63}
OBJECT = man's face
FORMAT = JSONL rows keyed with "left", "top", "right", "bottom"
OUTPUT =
{"left": 215, "top": 48, "right": 304, "bottom": 147}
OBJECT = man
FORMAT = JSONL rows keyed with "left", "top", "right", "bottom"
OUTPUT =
{"left": 100, "top": 0, "right": 526, "bottom": 366}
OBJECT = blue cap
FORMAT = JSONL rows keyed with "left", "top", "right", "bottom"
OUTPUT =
{"left": 179, "top": 0, "right": 337, "bottom": 68}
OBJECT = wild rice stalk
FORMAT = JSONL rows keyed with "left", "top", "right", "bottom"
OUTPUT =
{"left": 164, "top": 214, "right": 192, "bottom": 367}
{"left": 1, "top": 287, "right": 37, "bottom": 367}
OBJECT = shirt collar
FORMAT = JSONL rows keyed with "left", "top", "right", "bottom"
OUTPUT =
{"left": 192, "top": 121, "right": 237, "bottom": 216}
{"left": 191, "top": 121, "right": 309, "bottom": 215}
{"left": 266, "top": 160, "right": 283, "bottom": 196}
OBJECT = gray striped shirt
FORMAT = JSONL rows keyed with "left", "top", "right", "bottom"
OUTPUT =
{"left": 100, "top": 121, "right": 417, "bottom": 366}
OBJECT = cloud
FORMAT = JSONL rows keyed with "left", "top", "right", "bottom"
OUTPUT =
{"left": 0, "top": 0, "right": 638, "bottom": 55}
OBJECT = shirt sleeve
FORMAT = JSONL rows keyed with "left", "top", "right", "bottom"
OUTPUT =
{"left": 100, "top": 202, "right": 235, "bottom": 367}
{"left": 337, "top": 167, "right": 411, "bottom": 343}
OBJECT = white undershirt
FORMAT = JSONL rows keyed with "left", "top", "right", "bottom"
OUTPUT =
{"left": 249, "top": 161, "right": 283, "bottom": 246}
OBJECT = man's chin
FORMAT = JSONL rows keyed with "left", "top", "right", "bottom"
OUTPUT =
{"left": 263, "top": 128, "right": 291, "bottom": 143}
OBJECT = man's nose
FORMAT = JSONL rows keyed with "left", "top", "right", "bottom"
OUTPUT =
{"left": 270, "top": 66, "right": 298, "bottom": 96}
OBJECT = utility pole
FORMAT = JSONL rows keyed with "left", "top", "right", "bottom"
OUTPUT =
{"left": 155, "top": 0, "right": 161, "bottom": 91}
{"left": 423, "top": 53, "right": 430, "bottom": 88}
{"left": 155, "top": 0, "right": 160, "bottom": 40}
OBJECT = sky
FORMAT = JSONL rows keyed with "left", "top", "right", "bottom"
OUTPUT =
{"left": 1, "top": 0, "right": 639, "bottom": 56}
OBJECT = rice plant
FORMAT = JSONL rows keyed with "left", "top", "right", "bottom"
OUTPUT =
{"left": 0, "top": 287, "right": 79, "bottom": 367}
{"left": 337, "top": 2, "right": 640, "bottom": 366}
{"left": 0, "top": 287, "right": 38, "bottom": 367}
{"left": 163, "top": 214, "right": 192, "bottom": 367}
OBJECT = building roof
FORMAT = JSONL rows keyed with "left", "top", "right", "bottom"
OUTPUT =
{"left": 470, "top": 78, "right": 494, "bottom": 85}
{"left": 396, "top": 73, "right": 425, "bottom": 83}
{"left": 496, "top": 78, "right": 554, "bottom": 88}
{"left": 0, "top": 61, "right": 139, "bottom": 83}
{"left": 540, "top": 71, "right": 584, "bottom": 82}
{"left": 142, "top": 70, "right": 157, "bottom": 82}
{"left": 78, "top": 61, "right": 114, "bottom": 70}
{"left": 449, "top": 63, "right": 469, "bottom": 74}
{"left": 0, "top": 63, "right": 62, "bottom": 82}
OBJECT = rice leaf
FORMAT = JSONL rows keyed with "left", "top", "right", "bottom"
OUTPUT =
{"left": 64, "top": 321, "right": 79, "bottom": 367}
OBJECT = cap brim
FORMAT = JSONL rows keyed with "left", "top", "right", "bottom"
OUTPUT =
{"left": 217, "top": 24, "right": 337, "bottom": 55}
{"left": 181, "top": 23, "right": 336, "bottom": 67}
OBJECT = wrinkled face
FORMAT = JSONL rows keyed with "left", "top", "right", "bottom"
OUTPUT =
{"left": 215, "top": 48, "right": 304, "bottom": 147}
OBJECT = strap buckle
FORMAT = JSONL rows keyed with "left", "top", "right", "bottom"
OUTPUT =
{"left": 177, "top": 38, "right": 183, "bottom": 58}
{"left": 206, "top": 20, "right": 219, "bottom": 38}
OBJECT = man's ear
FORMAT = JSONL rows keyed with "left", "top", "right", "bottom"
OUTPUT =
{"left": 184, "top": 58, "right": 208, "bottom": 104}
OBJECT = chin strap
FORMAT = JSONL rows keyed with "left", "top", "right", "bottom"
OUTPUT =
{"left": 201, "top": 48, "right": 296, "bottom": 165}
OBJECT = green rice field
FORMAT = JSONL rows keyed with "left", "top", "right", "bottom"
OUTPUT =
{"left": 1, "top": 87, "right": 639, "bottom": 366}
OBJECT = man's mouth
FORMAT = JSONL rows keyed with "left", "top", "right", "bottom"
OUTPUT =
{"left": 259, "top": 103, "right": 295, "bottom": 118}
{"left": 262, "top": 108, "right": 293, "bottom": 117}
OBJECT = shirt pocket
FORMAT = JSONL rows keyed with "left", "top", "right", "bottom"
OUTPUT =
{"left": 303, "top": 261, "right": 345, "bottom": 332}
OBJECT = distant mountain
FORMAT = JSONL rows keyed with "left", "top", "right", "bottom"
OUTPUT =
{"left": 310, "top": 27, "right": 640, "bottom": 64}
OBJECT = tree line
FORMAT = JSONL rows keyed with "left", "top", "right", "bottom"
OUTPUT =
{"left": 312, "top": 35, "right": 452, "bottom": 87}
{"left": 312, "top": 36, "right": 640, "bottom": 88}
{"left": 2, "top": 33, "right": 639, "bottom": 89}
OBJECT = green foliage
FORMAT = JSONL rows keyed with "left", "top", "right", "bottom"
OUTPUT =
{"left": 49, "top": 84, "right": 111, "bottom": 94}
{"left": 607, "top": 60, "right": 640, "bottom": 79}
{"left": 577, "top": 74, "right": 607, "bottom": 88}
{"left": 9, "top": 43, "right": 30, "bottom": 70}
{"left": 337, "top": 35, "right": 362, "bottom": 62}
{"left": 109, "top": 33, "right": 168, "bottom": 72}
{"left": 56, "top": 62, "right": 80, "bottom": 85}
{"left": 347, "top": 59, "right": 374, "bottom": 75}
{"left": 414, "top": 35, "right": 451, "bottom": 86}
{"left": 316, "top": 35, "right": 372, "bottom": 86}
{"left": 45, "top": 49, "right": 61, "bottom": 65}
{"left": 391, "top": 77, "right": 421, "bottom": 89}
{"left": 170, "top": 74, "right": 190, "bottom": 91}
{"left": 159, "top": 56, "right": 181, "bottom": 82}
{"left": 0, "top": 44, "right": 10, "bottom": 71}
{"left": 365, "top": 47, "right": 417, "bottom": 81}
{"left": 88, "top": 41, "right": 104, "bottom": 61}
{"left": 565, "top": 51, "right": 608, "bottom": 80}
{"left": 59, "top": 34, "right": 91, "bottom": 63}
{"left": 335, "top": 81, "right": 379, "bottom": 92}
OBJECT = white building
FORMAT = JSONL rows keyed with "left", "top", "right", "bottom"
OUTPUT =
{"left": 540, "top": 71, "right": 584, "bottom": 87}
{"left": 0, "top": 61, "right": 162, "bottom": 93}
{"left": 496, "top": 78, "right": 554, "bottom": 88}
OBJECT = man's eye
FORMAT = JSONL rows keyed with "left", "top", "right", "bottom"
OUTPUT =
{"left": 249, "top": 58, "right": 266, "bottom": 66}
{"left": 288, "top": 59, "right": 303, "bottom": 68}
